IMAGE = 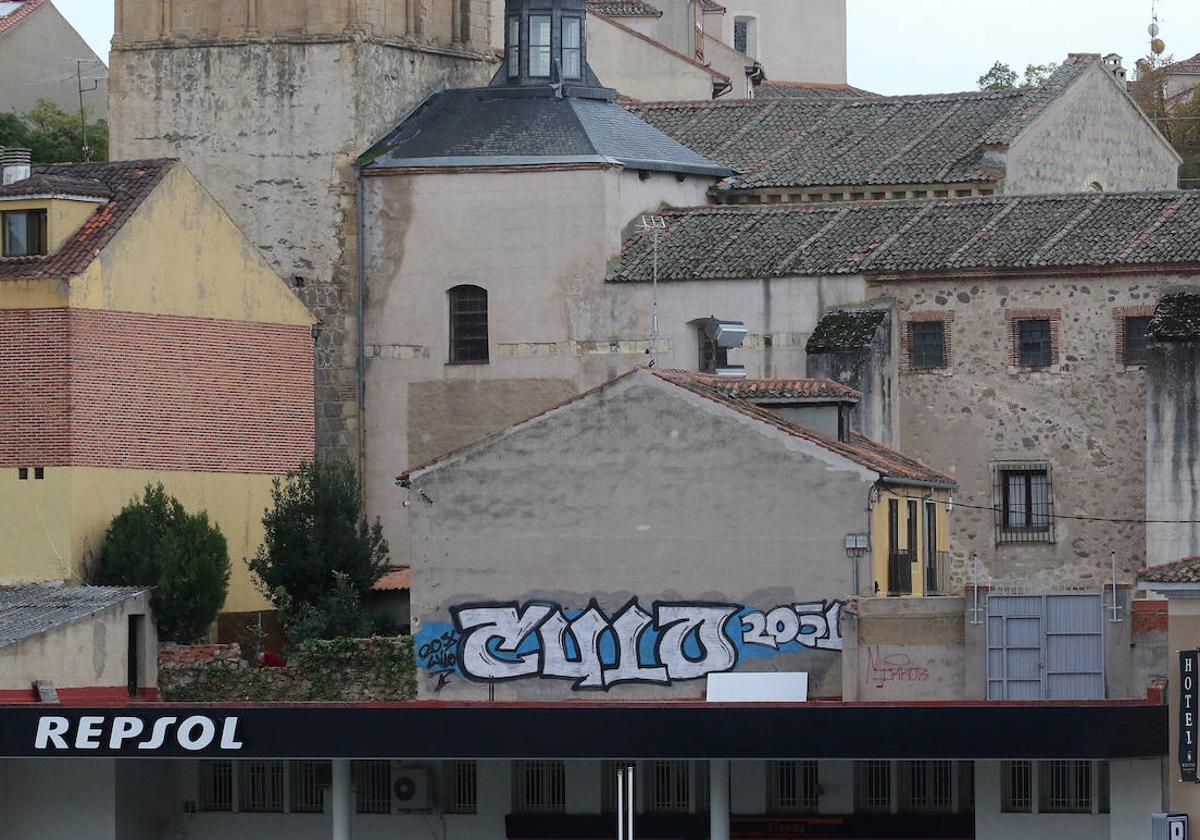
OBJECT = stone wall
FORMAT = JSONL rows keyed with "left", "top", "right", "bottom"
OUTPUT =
{"left": 1147, "top": 335, "right": 1200, "bottom": 565}
{"left": 158, "top": 638, "right": 416, "bottom": 701}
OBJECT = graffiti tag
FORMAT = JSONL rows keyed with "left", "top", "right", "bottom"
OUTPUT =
{"left": 867, "top": 646, "right": 931, "bottom": 689}
{"left": 417, "top": 598, "right": 843, "bottom": 691}
{"left": 418, "top": 629, "right": 461, "bottom": 691}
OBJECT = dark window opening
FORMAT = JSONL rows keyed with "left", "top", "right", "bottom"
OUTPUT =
{"left": 886, "top": 499, "right": 913, "bottom": 595}
{"left": 529, "top": 15, "right": 551, "bottom": 77}
{"left": 699, "top": 328, "right": 728, "bottom": 373}
{"left": 33, "top": 466, "right": 44, "bottom": 480}
{"left": 910, "top": 320, "right": 946, "bottom": 369}
{"left": 733, "top": 19, "right": 748, "bottom": 53}
{"left": 996, "top": 465, "right": 1053, "bottom": 542}
{"left": 127, "top": 614, "right": 143, "bottom": 697}
{"left": 562, "top": 17, "right": 582, "bottom": 79}
{"left": 449, "top": 285, "right": 488, "bottom": 364}
{"left": 2, "top": 210, "right": 48, "bottom": 257}
{"left": 1124, "top": 316, "right": 1151, "bottom": 366}
{"left": 18, "top": 467, "right": 28, "bottom": 480}
{"left": 1016, "top": 319, "right": 1052, "bottom": 368}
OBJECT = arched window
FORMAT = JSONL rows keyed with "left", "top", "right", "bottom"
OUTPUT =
{"left": 449, "top": 285, "right": 489, "bottom": 363}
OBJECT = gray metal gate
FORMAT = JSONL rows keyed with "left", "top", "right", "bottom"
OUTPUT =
{"left": 986, "top": 592, "right": 1105, "bottom": 700}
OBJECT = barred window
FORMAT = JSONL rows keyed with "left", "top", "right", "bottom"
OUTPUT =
{"left": 1016, "top": 319, "right": 1052, "bottom": 368}
{"left": 1039, "top": 760, "right": 1091, "bottom": 813}
{"left": 601, "top": 761, "right": 634, "bottom": 813}
{"left": 994, "top": 463, "right": 1053, "bottom": 543}
{"left": 1001, "top": 761, "right": 1031, "bottom": 813}
{"left": 910, "top": 321, "right": 946, "bottom": 370}
{"left": 1124, "top": 316, "right": 1152, "bottom": 366}
{"left": 199, "top": 761, "right": 234, "bottom": 812}
{"left": 644, "top": 760, "right": 690, "bottom": 813}
{"left": 768, "top": 761, "right": 818, "bottom": 813}
{"left": 512, "top": 761, "right": 565, "bottom": 813}
{"left": 449, "top": 285, "right": 489, "bottom": 364}
{"left": 899, "top": 761, "right": 952, "bottom": 812}
{"left": 353, "top": 761, "right": 391, "bottom": 814}
{"left": 289, "top": 761, "right": 329, "bottom": 814}
{"left": 855, "top": 761, "right": 891, "bottom": 813}
{"left": 445, "top": 761, "right": 478, "bottom": 814}
{"left": 239, "top": 761, "right": 284, "bottom": 813}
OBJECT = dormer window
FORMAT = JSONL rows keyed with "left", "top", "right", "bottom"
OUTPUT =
{"left": 562, "top": 17, "right": 582, "bottom": 79}
{"left": 507, "top": 17, "right": 521, "bottom": 77}
{"left": 2, "top": 210, "right": 47, "bottom": 257}
{"left": 529, "top": 15, "right": 552, "bottom": 78}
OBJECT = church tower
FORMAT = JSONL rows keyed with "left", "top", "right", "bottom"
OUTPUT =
{"left": 108, "top": 0, "right": 498, "bottom": 459}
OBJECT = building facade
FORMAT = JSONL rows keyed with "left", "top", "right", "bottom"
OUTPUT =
{"left": 0, "top": 0, "right": 108, "bottom": 120}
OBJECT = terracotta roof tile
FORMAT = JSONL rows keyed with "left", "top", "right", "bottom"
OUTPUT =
{"left": 373, "top": 567, "right": 411, "bottom": 592}
{"left": 756, "top": 81, "right": 879, "bottom": 100}
{"left": 0, "top": 159, "right": 175, "bottom": 281}
{"left": 663, "top": 371, "right": 860, "bottom": 402}
{"left": 0, "top": 173, "right": 110, "bottom": 199}
{"left": 1139, "top": 556, "right": 1200, "bottom": 583}
{"left": 0, "top": 0, "right": 45, "bottom": 35}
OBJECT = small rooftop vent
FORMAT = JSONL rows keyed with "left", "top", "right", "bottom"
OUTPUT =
{"left": 0, "top": 147, "right": 31, "bottom": 185}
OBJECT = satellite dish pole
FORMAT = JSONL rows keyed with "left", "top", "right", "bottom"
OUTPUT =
{"left": 638, "top": 215, "right": 667, "bottom": 367}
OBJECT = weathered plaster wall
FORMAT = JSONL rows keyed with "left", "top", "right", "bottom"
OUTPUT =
{"left": 0, "top": 2, "right": 108, "bottom": 119}
{"left": 0, "top": 759, "right": 118, "bottom": 840}
{"left": 805, "top": 305, "right": 897, "bottom": 446}
{"left": 842, "top": 596, "right": 966, "bottom": 701}
{"left": 407, "top": 372, "right": 876, "bottom": 700}
{"left": 1147, "top": 340, "right": 1200, "bottom": 566}
{"left": 882, "top": 274, "right": 1177, "bottom": 589}
{"left": 1006, "top": 64, "right": 1180, "bottom": 194}
{"left": 586, "top": 14, "right": 715, "bottom": 102}
{"left": 719, "top": 0, "right": 846, "bottom": 85}
{"left": 110, "top": 37, "right": 495, "bottom": 456}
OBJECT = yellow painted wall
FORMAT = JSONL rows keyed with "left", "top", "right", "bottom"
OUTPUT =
{"left": 0, "top": 466, "right": 276, "bottom": 613}
{"left": 0, "top": 196, "right": 106, "bottom": 253}
{"left": 69, "top": 164, "right": 314, "bottom": 326}
{"left": 870, "top": 485, "right": 952, "bottom": 597}
{"left": 0, "top": 277, "right": 68, "bottom": 309}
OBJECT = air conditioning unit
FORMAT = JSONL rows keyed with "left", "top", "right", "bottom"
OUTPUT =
{"left": 391, "top": 764, "right": 432, "bottom": 811}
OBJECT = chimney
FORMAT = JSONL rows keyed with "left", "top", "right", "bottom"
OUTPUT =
{"left": 1, "top": 147, "right": 32, "bottom": 185}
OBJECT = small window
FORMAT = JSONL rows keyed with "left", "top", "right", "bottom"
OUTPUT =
{"left": 448, "top": 285, "right": 488, "bottom": 364}
{"left": 910, "top": 321, "right": 946, "bottom": 370}
{"left": 562, "top": 17, "right": 582, "bottom": 80}
{"left": 199, "top": 761, "right": 234, "bottom": 812}
{"left": 239, "top": 760, "right": 285, "bottom": 813}
{"left": 1016, "top": 319, "right": 1052, "bottom": 368}
{"left": 507, "top": 17, "right": 520, "bottom": 77}
{"left": 2, "top": 210, "right": 48, "bottom": 257}
{"left": 768, "top": 761, "right": 818, "bottom": 813}
{"left": 644, "top": 760, "right": 690, "bottom": 813}
{"left": 529, "top": 15, "right": 551, "bottom": 77}
{"left": 733, "top": 18, "right": 749, "bottom": 53}
{"left": 18, "top": 467, "right": 28, "bottom": 480}
{"left": 1039, "top": 760, "right": 1091, "bottom": 814}
{"left": 512, "top": 761, "right": 565, "bottom": 813}
{"left": 1000, "top": 760, "right": 1032, "bottom": 813}
{"left": 33, "top": 466, "right": 44, "bottom": 480}
{"left": 445, "top": 761, "right": 478, "bottom": 814}
{"left": 290, "top": 761, "right": 330, "bottom": 814}
{"left": 1124, "top": 316, "right": 1152, "bottom": 366}
{"left": 855, "top": 761, "right": 891, "bottom": 812}
{"left": 899, "top": 761, "right": 953, "bottom": 812}
{"left": 997, "top": 466, "right": 1052, "bottom": 540}
{"left": 353, "top": 761, "right": 391, "bottom": 814}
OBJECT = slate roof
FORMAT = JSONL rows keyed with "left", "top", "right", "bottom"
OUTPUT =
{"left": 360, "top": 88, "right": 735, "bottom": 178}
{"left": 1139, "top": 556, "right": 1200, "bottom": 583}
{"left": 0, "top": 584, "right": 148, "bottom": 648}
{"left": 627, "top": 54, "right": 1097, "bottom": 191}
{"left": 0, "top": 159, "right": 175, "bottom": 281}
{"left": 0, "top": 0, "right": 44, "bottom": 35}
{"left": 679, "top": 373, "right": 860, "bottom": 402}
{"left": 587, "top": 0, "right": 660, "bottom": 17}
{"left": 608, "top": 191, "right": 1200, "bottom": 282}
{"left": 756, "top": 81, "right": 878, "bottom": 100}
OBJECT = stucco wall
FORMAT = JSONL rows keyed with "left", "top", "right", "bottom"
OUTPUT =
{"left": 882, "top": 274, "right": 1180, "bottom": 589}
{"left": 406, "top": 372, "right": 876, "bottom": 700}
{"left": 842, "top": 597, "right": 965, "bottom": 701}
{"left": 1005, "top": 64, "right": 1180, "bottom": 194}
{"left": 973, "top": 761, "right": 1113, "bottom": 840}
{"left": 719, "top": 0, "right": 846, "bottom": 85}
{"left": 0, "top": 1, "right": 108, "bottom": 119}
{"left": 110, "top": 38, "right": 495, "bottom": 455}
{"left": 0, "top": 759, "right": 117, "bottom": 840}
{"left": 587, "top": 14, "right": 716, "bottom": 101}
{"left": 1147, "top": 340, "right": 1200, "bottom": 566}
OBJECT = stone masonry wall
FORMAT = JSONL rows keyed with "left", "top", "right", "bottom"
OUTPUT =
{"left": 110, "top": 36, "right": 496, "bottom": 458}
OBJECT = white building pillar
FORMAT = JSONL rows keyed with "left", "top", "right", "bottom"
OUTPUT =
{"left": 710, "top": 760, "right": 730, "bottom": 840}
{"left": 331, "top": 759, "right": 352, "bottom": 840}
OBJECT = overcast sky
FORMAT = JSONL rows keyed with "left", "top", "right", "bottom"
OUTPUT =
{"left": 57, "top": 0, "right": 1200, "bottom": 96}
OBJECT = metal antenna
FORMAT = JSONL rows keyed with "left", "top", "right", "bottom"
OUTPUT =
{"left": 1108, "top": 548, "right": 1124, "bottom": 623}
{"left": 969, "top": 553, "right": 983, "bottom": 625}
{"left": 637, "top": 215, "right": 667, "bottom": 366}
{"left": 68, "top": 57, "right": 103, "bottom": 162}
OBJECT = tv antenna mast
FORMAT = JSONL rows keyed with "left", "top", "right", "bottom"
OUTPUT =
{"left": 637, "top": 215, "right": 667, "bottom": 367}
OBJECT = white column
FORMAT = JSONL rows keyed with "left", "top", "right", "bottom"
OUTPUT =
{"left": 331, "top": 759, "right": 352, "bottom": 840}
{"left": 710, "top": 760, "right": 730, "bottom": 840}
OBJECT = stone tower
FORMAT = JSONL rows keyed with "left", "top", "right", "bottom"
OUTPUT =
{"left": 108, "top": 0, "right": 497, "bottom": 460}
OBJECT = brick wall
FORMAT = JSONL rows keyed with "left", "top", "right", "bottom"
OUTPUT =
{"left": 0, "top": 308, "right": 313, "bottom": 473}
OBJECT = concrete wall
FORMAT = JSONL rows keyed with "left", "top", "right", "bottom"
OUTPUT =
{"left": 0, "top": 591, "right": 156, "bottom": 699}
{"left": 718, "top": 0, "right": 846, "bottom": 85}
{"left": 115, "top": 760, "right": 180, "bottom": 840}
{"left": 587, "top": 14, "right": 716, "bottom": 102}
{"left": 1147, "top": 339, "right": 1200, "bottom": 566}
{"left": 406, "top": 371, "right": 877, "bottom": 699}
{"left": 881, "top": 273, "right": 1185, "bottom": 589}
{"left": 843, "top": 597, "right": 965, "bottom": 702}
{"left": 805, "top": 304, "right": 897, "bottom": 447}
{"left": 1006, "top": 63, "right": 1180, "bottom": 194}
{"left": 0, "top": 1, "right": 108, "bottom": 119}
{"left": 973, "top": 761, "right": 1113, "bottom": 840}
{"left": 0, "top": 759, "right": 118, "bottom": 839}
{"left": 110, "top": 32, "right": 496, "bottom": 458}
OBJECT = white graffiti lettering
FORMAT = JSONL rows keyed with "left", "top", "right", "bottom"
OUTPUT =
{"left": 455, "top": 603, "right": 552, "bottom": 680}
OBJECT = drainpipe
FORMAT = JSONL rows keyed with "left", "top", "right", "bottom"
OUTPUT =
{"left": 331, "top": 758, "right": 352, "bottom": 840}
{"left": 356, "top": 165, "right": 367, "bottom": 506}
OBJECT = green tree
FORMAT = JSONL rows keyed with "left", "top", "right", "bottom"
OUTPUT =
{"left": 1129, "top": 54, "right": 1200, "bottom": 189}
{"left": 977, "top": 61, "right": 1058, "bottom": 91}
{"left": 249, "top": 460, "right": 390, "bottom": 641}
{"left": 95, "top": 484, "right": 231, "bottom": 643}
{"left": 0, "top": 99, "right": 108, "bottom": 163}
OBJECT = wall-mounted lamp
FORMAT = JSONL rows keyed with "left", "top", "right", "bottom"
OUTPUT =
{"left": 845, "top": 533, "right": 870, "bottom": 597}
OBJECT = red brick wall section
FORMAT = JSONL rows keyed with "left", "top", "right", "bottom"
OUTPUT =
{"left": 0, "top": 309, "right": 71, "bottom": 467}
{"left": 0, "top": 308, "right": 313, "bottom": 473}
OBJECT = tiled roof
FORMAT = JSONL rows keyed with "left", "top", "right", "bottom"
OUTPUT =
{"left": 588, "top": 1, "right": 661, "bottom": 17}
{"left": 1149, "top": 290, "right": 1200, "bottom": 341}
{"left": 607, "top": 191, "right": 1200, "bottom": 282}
{"left": 0, "top": 584, "right": 148, "bottom": 648}
{"left": 628, "top": 55, "right": 1096, "bottom": 191}
{"left": 1139, "top": 556, "right": 1200, "bottom": 583}
{"left": 1168, "top": 53, "right": 1200, "bottom": 75}
{"left": 756, "top": 81, "right": 878, "bottom": 100}
{"left": 0, "top": 159, "right": 175, "bottom": 281}
{"left": 0, "top": 0, "right": 44, "bottom": 35}
{"left": 654, "top": 369, "right": 954, "bottom": 487}
{"left": 807, "top": 308, "right": 886, "bottom": 351}
{"left": 678, "top": 373, "right": 861, "bottom": 402}
{"left": 700, "top": 0, "right": 725, "bottom": 11}
{"left": 373, "top": 567, "right": 411, "bottom": 592}
{"left": 0, "top": 173, "right": 111, "bottom": 199}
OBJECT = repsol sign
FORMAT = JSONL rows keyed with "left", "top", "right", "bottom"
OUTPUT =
{"left": 34, "top": 715, "right": 243, "bottom": 753}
